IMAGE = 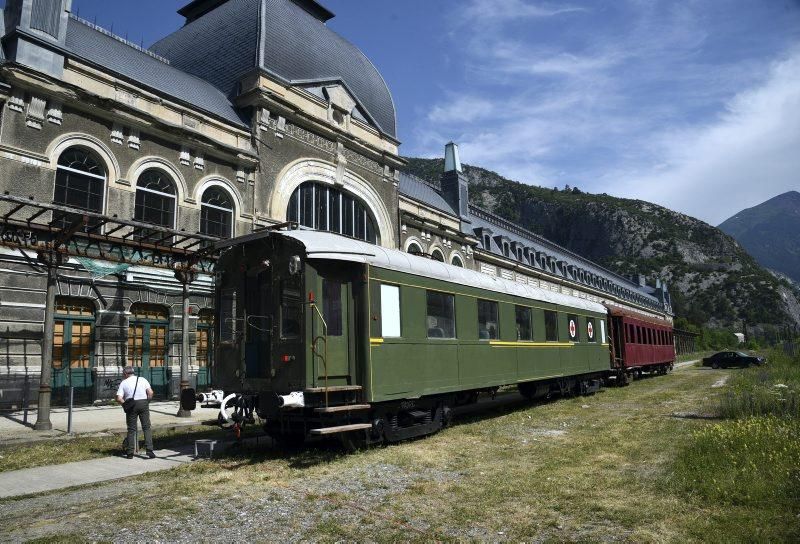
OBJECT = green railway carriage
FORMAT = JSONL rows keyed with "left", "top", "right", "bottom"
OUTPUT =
{"left": 204, "top": 229, "right": 610, "bottom": 445}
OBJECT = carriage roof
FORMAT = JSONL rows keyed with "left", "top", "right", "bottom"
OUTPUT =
{"left": 218, "top": 229, "right": 607, "bottom": 314}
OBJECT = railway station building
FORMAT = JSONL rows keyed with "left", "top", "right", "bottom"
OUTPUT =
{"left": 0, "top": 0, "right": 672, "bottom": 417}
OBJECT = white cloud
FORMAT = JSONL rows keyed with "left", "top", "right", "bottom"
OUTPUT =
{"left": 427, "top": 96, "right": 496, "bottom": 123}
{"left": 459, "top": 0, "right": 585, "bottom": 23}
{"left": 612, "top": 49, "right": 800, "bottom": 225}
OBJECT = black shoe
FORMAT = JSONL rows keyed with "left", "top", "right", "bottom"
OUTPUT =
{"left": 126, "top": 453, "right": 134, "bottom": 459}
{"left": 146, "top": 450, "right": 156, "bottom": 459}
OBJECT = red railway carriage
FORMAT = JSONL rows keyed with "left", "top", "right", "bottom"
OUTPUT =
{"left": 606, "top": 306, "right": 675, "bottom": 383}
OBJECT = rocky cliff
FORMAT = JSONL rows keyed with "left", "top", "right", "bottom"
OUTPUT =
{"left": 404, "top": 158, "right": 800, "bottom": 328}
{"left": 719, "top": 191, "right": 800, "bottom": 285}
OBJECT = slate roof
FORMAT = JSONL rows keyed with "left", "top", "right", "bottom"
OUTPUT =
{"left": 63, "top": 16, "right": 247, "bottom": 127}
{"left": 397, "top": 170, "right": 665, "bottom": 310}
{"left": 398, "top": 172, "right": 456, "bottom": 216}
{"left": 151, "top": 0, "right": 397, "bottom": 138}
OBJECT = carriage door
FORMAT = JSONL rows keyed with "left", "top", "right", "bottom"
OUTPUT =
{"left": 317, "top": 272, "right": 352, "bottom": 383}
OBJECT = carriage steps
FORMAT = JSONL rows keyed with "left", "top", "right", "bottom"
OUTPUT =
{"left": 313, "top": 403, "right": 371, "bottom": 413}
{"left": 305, "top": 385, "right": 362, "bottom": 393}
{"left": 308, "top": 423, "right": 372, "bottom": 436}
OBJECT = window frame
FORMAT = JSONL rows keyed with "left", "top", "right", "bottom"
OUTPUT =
{"left": 425, "top": 290, "right": 456, "bottom": 339}
{"left": 200, "top": 185, "right": 234, "bottom": 238}
{"left": 379, "top": 283, "right": 401, "bottom": 338}
{"left": 515, "top": 305, "right": 532, "bottom": 341}
{"left": 477, "top": 299, "right": 499, "bottom": 340}
{"left": 544, "top": 310, "right": 559, "bottom": 342}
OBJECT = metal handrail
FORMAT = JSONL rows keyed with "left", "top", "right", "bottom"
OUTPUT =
{"left": 309, "top": 303, "right": 329, "bottom": 406}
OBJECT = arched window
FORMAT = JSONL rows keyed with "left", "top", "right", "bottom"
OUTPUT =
{"left": 287, "top": 181, "right": 378, "bottom": 244}
{"left": 407, "top": 241, "right": 423, "bottom": 255}
{"left": 451, "top": 255, "right": 464, "bottom": 267}
{"left": 200, "top": 186, "right": 234, "bottom": 238}
{"left": 430, "top": 249, "right": 445, "bottom": 262}
{"left": 54, "top": 147, "right": 106, "bottom": 212}
{"left": 134, "top": 169, "right": 176, "bottom": 229}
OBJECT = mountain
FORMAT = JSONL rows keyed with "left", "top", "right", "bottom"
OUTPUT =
{"left": 718, "top": 191, "right": 800, "bottom": 284}
{"left": 404, "top": 157, "right": 800, "bottom": 328}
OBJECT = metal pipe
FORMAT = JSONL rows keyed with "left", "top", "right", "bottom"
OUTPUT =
{"left": 34, "top": 260, "right": 57, "bottom": 431}
{"left": 177, "top": 281, "right": 191, "bottom": 417}
{"left": 22, "top": 374, "right": 29, "bottom": 426}
{"left": 67, "top": 386, "right": 74, "bottom": 434}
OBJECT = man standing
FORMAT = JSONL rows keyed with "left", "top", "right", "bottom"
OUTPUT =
{"left": 115, "top": 365, "right": 156, "bottom": 459}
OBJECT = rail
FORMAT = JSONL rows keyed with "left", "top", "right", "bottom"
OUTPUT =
{"left": 309, "top": 302, "right": 329, "bottom": 406}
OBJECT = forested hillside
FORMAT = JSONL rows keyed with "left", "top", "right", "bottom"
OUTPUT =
{"left": 405, "top": 158, "right": 800, "bottom": 328}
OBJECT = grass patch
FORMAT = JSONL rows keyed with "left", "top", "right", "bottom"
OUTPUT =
{"left": 667, "top": 350, "right": 800, "bottom": 541}
{"left": 673, "top": 416, "right": 800, "bottom": 506}
{"left": 719, "top": 349, "right": 800, "bottom": 419}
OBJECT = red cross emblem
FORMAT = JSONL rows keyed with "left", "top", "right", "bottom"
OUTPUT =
{"left": 587, "top": 322, "right": 594, "bottom": 339}
{"left": 569, "top": 319, "right": 576, "bottom": 338}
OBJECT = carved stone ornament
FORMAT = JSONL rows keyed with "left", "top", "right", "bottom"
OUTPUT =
{"left": 111, "top": 124, "right": 124, "bottom": 145}
{"left": 25, "top": 96, "right": 46, "bottom": 130}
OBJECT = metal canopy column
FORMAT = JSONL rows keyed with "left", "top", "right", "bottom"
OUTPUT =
{"left": 175, "top": 269, "right": 198, "bottom": 417}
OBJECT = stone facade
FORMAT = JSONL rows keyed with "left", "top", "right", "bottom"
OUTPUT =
{"left": 0, "top": 0, "right": 404, "bottom": 407}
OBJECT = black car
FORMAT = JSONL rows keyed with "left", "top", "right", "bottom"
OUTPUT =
{"left": 702, "top": 351, "right": 766, "bottom": 369}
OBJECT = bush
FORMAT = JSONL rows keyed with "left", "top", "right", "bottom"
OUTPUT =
{"left": 673, "top": 417, "right": 800, "bottom": 507}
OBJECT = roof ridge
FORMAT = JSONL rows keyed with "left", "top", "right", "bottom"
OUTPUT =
{"left": 468, "top": 204, "right": 644, "bottom": 289}
{"left": 69, "top": 14, "right": 171, "bottom": 65}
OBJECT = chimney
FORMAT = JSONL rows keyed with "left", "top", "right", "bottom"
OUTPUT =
{"left": 3, "top": 0, "right": 72, "bottom": 77}
{"left": 440, "top": 142, "right": 471, "bottom": 224}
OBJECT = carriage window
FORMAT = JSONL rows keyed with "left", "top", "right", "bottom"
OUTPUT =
{"left": 600, "top": 320, "right": 606, "bottom": 344}
{"left": 426, "top": 291, "right": 455, "bottom": 339}
{"left": 544, "top": 310, "right": 558, "bottom": 342}
{"left": 380, "top": 284, "right": 401, "bottom": 337}
{"left": 219, "top": 289, "right": 236, "bottom": 343}
{"left": 586, "top": 317, "right": 596, "bottom": 343}
{"left": 280, "top": 287, "right": 301, "bottom": 340}
{"left": 515, "top": 306, "right": 532, "bottom": 341}
{"left": 322, "top": 279, "right": 343, "bottom": 337}
{"left": 567, "top": 314, "right": 580, "bottom": 342}
{"left": 477, "top": 299, "right": 498, "bottom": 340}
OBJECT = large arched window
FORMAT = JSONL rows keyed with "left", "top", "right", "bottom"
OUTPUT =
{"left": 451, "top": 255, "right": 464, "bottom": 267}
{"left": 200, "top": 186, "right": 234, "bottom": 238}
{"left": 287, "top": 181, "right": 378, "bottom": 244}
{"left": 134, "top": 169, "right": 176, "bottom": 229}
{"left": 430, "top": 249, "right": 445, "bottom": 262}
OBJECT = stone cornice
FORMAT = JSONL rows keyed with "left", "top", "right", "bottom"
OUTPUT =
{"left": 1, "top": 63, "right": 259, "bottom": 167}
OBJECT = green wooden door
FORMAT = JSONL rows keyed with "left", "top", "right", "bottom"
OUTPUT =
{"left": 196, "top": 311, "right": 213, "bottom": 389}
{"left": 318, "top": 275, "right": 351, "bottom": 382}
{"left": 128, "top": 304, "right": 169, "bottom": 399}
{"left": 52, "top": 298, "right": 95, "bottom": 405}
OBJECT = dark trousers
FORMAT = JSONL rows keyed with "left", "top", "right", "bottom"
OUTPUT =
{"left": 123, "top": 400, "right": 153, "bottom": 454}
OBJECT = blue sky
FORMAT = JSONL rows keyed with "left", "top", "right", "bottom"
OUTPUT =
{"left": 26, "top": 1, "right": 800, "bottom": 224}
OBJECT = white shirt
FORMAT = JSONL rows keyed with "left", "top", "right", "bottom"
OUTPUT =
{"left": 116, "top": 375, "right": 152, "bottom": 401}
